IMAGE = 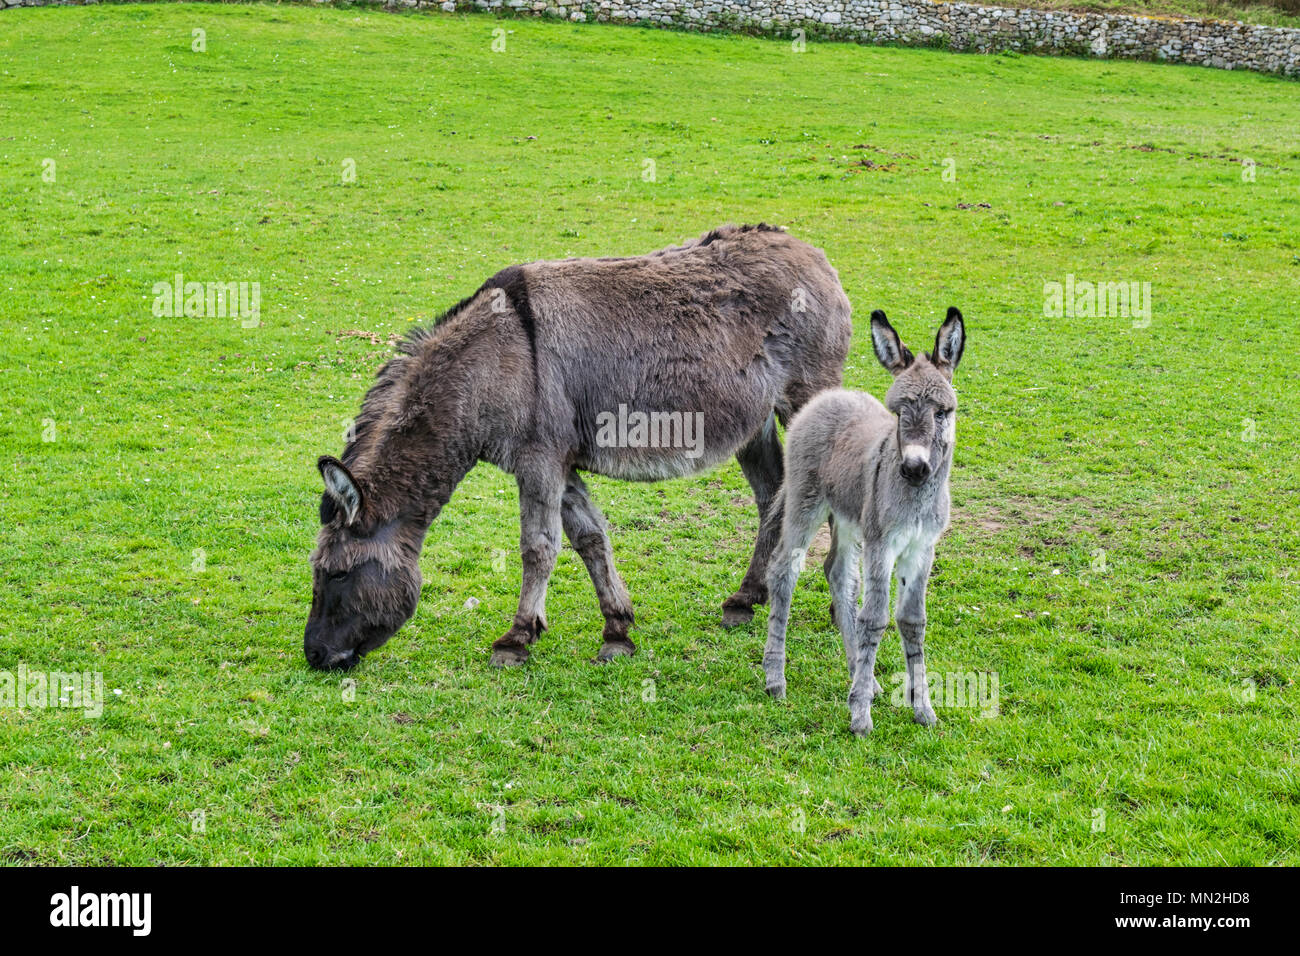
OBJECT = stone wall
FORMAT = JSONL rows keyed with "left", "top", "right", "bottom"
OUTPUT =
{"left": 4, "top": 0, "right": 1299, "bottom": 77}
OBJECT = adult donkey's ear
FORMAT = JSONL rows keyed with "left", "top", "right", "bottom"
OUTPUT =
{"left": 318, "top": 455, "right": 363, "bottom": 526}
{"left": 932, "top": 306, "right": 965, "bottom": 376}
{"left": 870, "top": 310, "right": 914, "bottom": 375}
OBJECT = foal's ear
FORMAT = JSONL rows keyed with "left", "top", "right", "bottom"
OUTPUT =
{"left": 318, "top": 455, "right": 363, "bottom": 526}
{"left": 932, "top": 306, "right": 965, "bottom": 375}
{"left": 870, "top": 310, "right": 914, "bottom": 375}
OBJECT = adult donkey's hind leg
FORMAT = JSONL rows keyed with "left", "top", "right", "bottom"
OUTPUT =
{"left": 561, "top": 470, "right": 636, "bottom": 662}
{"left": 722, "top": 414, "right": 784, "bottom": 627}
{"left": 490, "top": 460, "right": 565, "bottom": 668}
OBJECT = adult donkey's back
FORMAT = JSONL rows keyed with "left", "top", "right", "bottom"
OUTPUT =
{"left": 304, "top": 224, "right": 851, "bottom": 669}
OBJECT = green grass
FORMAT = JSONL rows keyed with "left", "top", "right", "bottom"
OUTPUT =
{"left": 1, "top": 3, "right": 1298, "bottom": 865}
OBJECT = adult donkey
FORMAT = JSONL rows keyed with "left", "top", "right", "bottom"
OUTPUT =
{"left": 304, "top": 224, "right": 852, "bottom": 670}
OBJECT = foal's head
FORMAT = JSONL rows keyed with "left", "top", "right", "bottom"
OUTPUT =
{"left": 870, "top": 307, "right": 966, "bottom": 487}
{"left": 304, "top": 456, "right": 422, "bottom": 670}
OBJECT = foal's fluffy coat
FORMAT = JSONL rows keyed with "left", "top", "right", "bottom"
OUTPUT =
{"left": 763, "top": 308, "right": 966, "bottom": 735}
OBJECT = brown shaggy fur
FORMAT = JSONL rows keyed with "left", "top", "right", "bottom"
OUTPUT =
{"left": 305, "top": 224, "right": 852, "bottom": 670}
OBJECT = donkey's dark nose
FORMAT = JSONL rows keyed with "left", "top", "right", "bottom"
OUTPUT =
{"left": 306, "top": 644, "right": 359, "bottom": 671}
{"left": 901, "top": 459, "right": 931, "bottom": 485}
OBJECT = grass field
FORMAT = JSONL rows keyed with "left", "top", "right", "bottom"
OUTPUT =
{"left": 1, "top": 3, "right": 1298, "bottom": 865}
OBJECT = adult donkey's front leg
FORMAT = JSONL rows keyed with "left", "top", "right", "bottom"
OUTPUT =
{"left": 490, "top": 462, "right": 565, "bottom": 667}
{"left": 561, "top": 470, "right": 636, "bottom": 662}
{"left": 723, "top": 415, "right": 784, "bottom": 627}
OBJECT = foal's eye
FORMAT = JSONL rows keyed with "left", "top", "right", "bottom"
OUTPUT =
{"left": 328, "top": 570, "right": 348, "bottom": 582}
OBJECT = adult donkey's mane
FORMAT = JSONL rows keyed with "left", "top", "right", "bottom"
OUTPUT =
{"left": 334, "top": 264, "right": 533, "bottom": 482}
{"left": 399, "top": 221, "right": 783, "bottom": 352}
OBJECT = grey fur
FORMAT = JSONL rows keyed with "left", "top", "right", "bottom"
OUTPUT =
{"left": 763, "top": 307, "right": 966, "bottom": 735}
{"left": 304, "top": 224, "right": 852, "bottom": 670}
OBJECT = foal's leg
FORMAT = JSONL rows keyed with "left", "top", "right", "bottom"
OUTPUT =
{"left": 489, "top": 463, "right": 565, "bottom": 667}
{"left": 848, "top": 551, "right": 891, "bottom": 736}
{"left": 722, "top": 414, "right": 784, "bottom": 628}
{"left": 824, "top": 514, "right": 841, "bottom": 626}
{"left": 823, "top": 517, "right": 875, "bottom": 698}
{"left": 763, "top": 486, "right": 827, "bottom": 699}
{"left": 896, "top": 544, "right": 938, "bottom": 726}
{"left": 561, "top": 470, "right": 636, "bottom": 662}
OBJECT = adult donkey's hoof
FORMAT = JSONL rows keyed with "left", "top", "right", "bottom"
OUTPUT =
{"left": 594, "top": 638, "right": 636, "bottom": 663}
{"left": 490, "top": 619, "right": 542, "bottom": 666}
{"left": 489, "top": 644, "right": 530, "bottom": 667}
{"left": 721, "top": 603, "right": 755, "bottom": 628}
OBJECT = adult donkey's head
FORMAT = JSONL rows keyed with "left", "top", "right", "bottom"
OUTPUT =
{"left": 304, "top": 456, "right": 424, "bottom": 670}
{"left": 869, "top": 307, "right": 965, "bottom": 486}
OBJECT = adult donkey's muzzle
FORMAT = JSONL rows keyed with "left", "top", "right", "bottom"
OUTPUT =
{"left": 305, "top": 645, "right": 360, "bottom": 671}
{"left": 304, "top": 623, "right": 361, "bottom": 671}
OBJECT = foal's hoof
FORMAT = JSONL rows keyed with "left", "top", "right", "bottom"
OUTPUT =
{"left": 721, "top": 605, "right": 755, "bottom": 628}
{"left": 594, "top": 638, "right": 636, "bottom": 663}
{"left": 489, "top": 644, "right": 530, "bottom": 668}
{"left": 850, "top": 715, "right": 874, "bottom": 737}
{"left": 765, "top": 682, "right": 786, "bottom": 700}
{"left": 913, "top": 706, "right": 939, "bottom": 727}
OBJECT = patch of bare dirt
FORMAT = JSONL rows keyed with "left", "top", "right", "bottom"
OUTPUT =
{"left": 807, "top": 524, "right": 833, "bottom": 564}
{"left": 328, "top": 328, "right": 403, "bottom": 347}
{"left": 952, "top": 495, "right": 1113, "bottom": 536}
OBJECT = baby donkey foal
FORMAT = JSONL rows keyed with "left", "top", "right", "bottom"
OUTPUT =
{"left": 763, "top": 308, "right": 966, "bottom": 735}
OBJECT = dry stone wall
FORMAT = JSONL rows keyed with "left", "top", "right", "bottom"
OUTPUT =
{"left": 5, "top": 0, "right": 1299, "bottom": 77}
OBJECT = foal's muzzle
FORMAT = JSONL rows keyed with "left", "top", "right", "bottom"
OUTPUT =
{"left": 901, "top": 461, "right": 931, "bottom": 485}
{"left": 900, "top": 444, "right": 933, "bottom": 485}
